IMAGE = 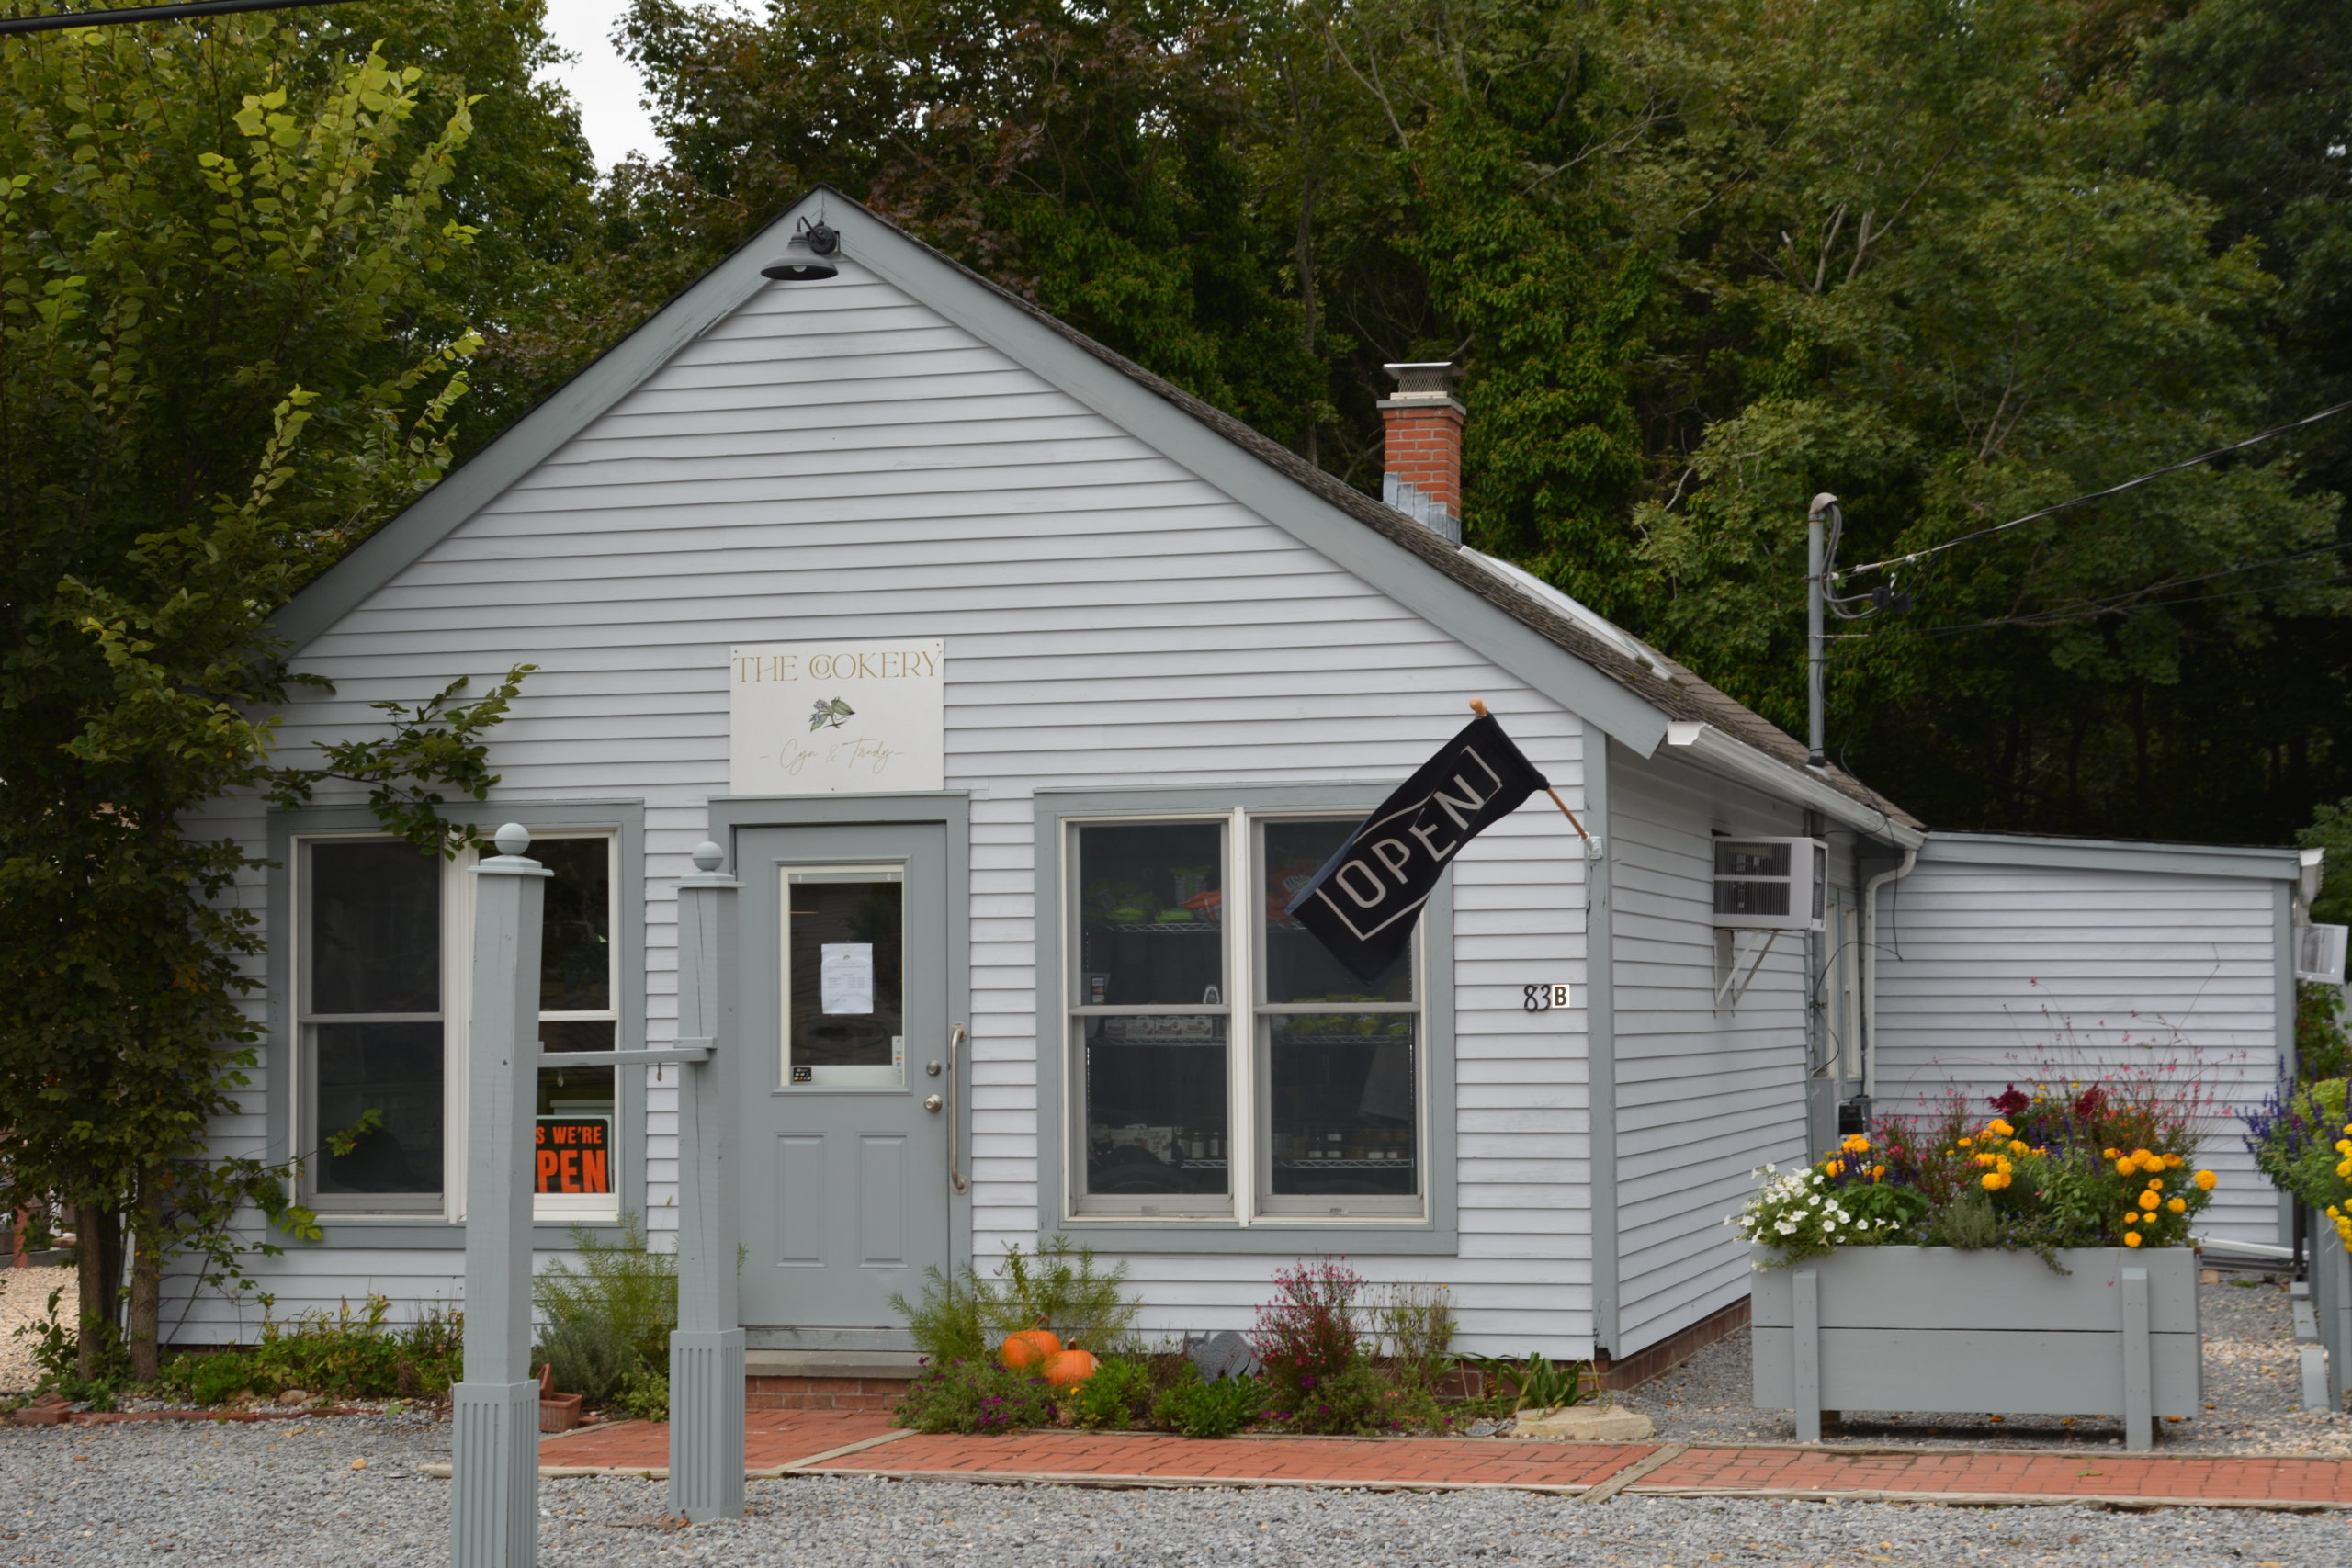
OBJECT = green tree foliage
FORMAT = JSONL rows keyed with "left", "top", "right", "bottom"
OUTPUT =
{"left": 0, "top": 17, "right": 539, "bottom": 1380}
{"left": 609, "top": 0, "right": 2349, "bottom": 840}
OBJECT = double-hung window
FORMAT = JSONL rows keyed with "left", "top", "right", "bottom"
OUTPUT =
{"left": 1065, "top": 813, "right": 1426, "bottom": 1224}
{"left": 295, "top": 831, "right": 621, "bottom": 1222}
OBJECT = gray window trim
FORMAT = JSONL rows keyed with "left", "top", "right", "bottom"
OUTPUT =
{"left": 1035, "top": 782, "right": 1459, "bottom": 1255}
{"left": 266, "top": 799, "right": 647, "bottom": 1249}
{"left": 708, "top": 791, "right": 975, "bottom": 1277}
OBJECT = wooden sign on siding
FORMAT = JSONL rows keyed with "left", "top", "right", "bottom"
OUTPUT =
{"left": 729, "top": 639, "right": 945, "bottom": 795}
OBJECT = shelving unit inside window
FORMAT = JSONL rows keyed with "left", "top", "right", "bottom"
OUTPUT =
{"left": 1064, "top": 810, "right": 1425, "bottom": 1225}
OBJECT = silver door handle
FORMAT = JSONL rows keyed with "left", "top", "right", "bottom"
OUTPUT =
{"left": 923, "top": 1095, "right": 943, "bottom": 1112}
{"left": 947, "top": 1022, "right": 967, "bottom": 1195}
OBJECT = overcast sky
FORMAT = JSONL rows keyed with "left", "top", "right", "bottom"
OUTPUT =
{"left": 539, "top": 0, "right": 662, "bottom": 169}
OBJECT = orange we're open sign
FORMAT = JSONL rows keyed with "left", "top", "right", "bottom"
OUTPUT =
{"left": 535, "top": 1117, "right": 612, "bottom": 1195}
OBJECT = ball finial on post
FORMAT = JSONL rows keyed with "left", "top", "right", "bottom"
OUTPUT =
{"left": 692, "top": 840, "right": 725, "bottom": 874}
{"left": 492, "top": 822, "right": 531, "bottom": 858}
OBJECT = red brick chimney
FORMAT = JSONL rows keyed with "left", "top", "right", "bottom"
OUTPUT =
{"left": 1380, "top": 361, "right": 1464, "bottom": 542}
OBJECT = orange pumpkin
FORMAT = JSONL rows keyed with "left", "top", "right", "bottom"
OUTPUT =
{"left": 1042, "top": 1348, "right": 1099, "bottom": 1388}
{"left": 1000, "top": 1327, "right": 1062, "bottom": 1371}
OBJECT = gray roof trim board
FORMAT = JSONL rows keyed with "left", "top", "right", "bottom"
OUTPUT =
{"left": 271, "top": 187, "right": 1917, "bottom": 829}
{"left": 1920, "top": 830, "right": 2302, "bottom": 882}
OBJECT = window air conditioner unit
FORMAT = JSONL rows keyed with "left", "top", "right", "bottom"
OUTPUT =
{"left": 1713, "top": 837, "right": 1826, "bottom": 932}
{"left": 2299, "top": 923, "right": 2348, "bottom": 987}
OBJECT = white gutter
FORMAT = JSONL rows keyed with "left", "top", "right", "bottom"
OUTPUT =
{"left": 1861, "top": 847, "right": 1918, "bottom": 1103}
{"left": 1661, "top": 722, "right": 1926, "bottom": 849}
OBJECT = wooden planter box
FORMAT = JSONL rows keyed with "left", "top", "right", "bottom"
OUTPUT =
{"left": 2308, "top": 1209, "right": 2352, "bottom": 1411}
{"left": 1751, "top": 1245, "right": 2201, "bottom": 1450}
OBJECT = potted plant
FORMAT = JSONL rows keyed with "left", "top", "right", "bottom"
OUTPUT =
{"left": 1736, "top": 1081, "right": 2221, "bottom": 1450}
{"left": 2245, "top": 1076, "right": 2352, "bottom": 1406}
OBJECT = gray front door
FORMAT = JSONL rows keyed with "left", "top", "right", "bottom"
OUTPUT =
{"left": 736, "top": 821, "right": 952, "bottom": 1341}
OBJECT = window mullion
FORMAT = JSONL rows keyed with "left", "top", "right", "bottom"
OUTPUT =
{"left": 1230, "top": 807, "right": 1255, "bottom": 1226}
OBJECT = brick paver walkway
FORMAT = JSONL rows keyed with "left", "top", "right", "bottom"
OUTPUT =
{"left": 529, "top": 1412, "right": 2352, "bottom": 1510}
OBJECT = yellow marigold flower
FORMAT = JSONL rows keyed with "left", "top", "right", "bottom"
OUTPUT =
{"left": 2009, "top": 1140, "right": 2028, "bottom": 1155}
{"left": 2194, "top": 1169, "right": 2217, "bottom": 1191}
{"left": 2167, "top": 1197, "right": 2187, "bottom": 1214}
{"left": 2139, "top": 1192, "right": 2160, "bottom": 1210}
{"left": 2165, "top": 1153, "right": 2183, "bottom": 1169}
{"left": 2338, "top": 1140, "right": 2352, "bottom": 1156}
{"left": 1989, "top": 1120, "right": 2013, "bottom": 1137}
{"left": 1871, "top": 1165, "right": 1885, "bottom": 1180}
{"left": 2125, "top": 1232, "right": 2143, "bottom": 1247}
{"left": 1959, "top": 1137, "right": 1973, "bottom": 1147}
{"left": 1982, "top": 1173, "right": 2003, "bottom": 1190}
{"left": 2147, "top": 1177, "right": 2164, "bottom": 1190}
{"left": 2103, "top": 1147, "right": 2120, "bottom": 1160}
{"left": 2115, "top": 1157, "right": 2136, "bottom": 1177}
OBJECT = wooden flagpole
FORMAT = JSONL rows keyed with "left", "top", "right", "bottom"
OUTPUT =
{"left": 1469, "top": 698, "right": 1592, "bottom": 844}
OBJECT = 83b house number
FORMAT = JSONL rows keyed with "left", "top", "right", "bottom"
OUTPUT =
{"left": 1522, "top": 983, "right": 1572, "bottom": 1012}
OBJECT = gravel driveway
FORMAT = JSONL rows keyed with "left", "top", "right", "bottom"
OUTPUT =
{"left": 5, "top": 1415, "right": 2352, "bottom": 1566}
{"left": 1618, "top": 1276, "right": 2352, "bottom": 1456}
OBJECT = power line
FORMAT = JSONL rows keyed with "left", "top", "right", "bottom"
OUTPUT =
{"left": 0, "top": 0, "right": 363, "bottom": 37}
{"left": 1841, "top": 399, "right": 2352, "bottom": 581}
{"left": 1921, "top": 566, "right": 2352, "bottom": 638}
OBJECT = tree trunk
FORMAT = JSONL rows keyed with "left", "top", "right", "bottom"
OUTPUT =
{"left": 127, "top": 1178, "right": 164, "bottom": 1384}
{"left": 74, "top": 1200, "right": 123, "bottom": 1382}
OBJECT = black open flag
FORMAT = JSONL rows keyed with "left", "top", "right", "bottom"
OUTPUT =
{"left": 1285, "top": 714, "right": 1550, "bottom": 983}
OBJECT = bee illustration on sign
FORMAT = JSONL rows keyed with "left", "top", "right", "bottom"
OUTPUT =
{"left": 808, "top": 696, "right": 855, "bottom": 731}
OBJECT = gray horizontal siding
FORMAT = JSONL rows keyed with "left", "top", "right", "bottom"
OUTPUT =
{"left": 196, "top": 254, "right": 1605, "bottom": 1356}
{"left": 1873, "top": 860, "right": 2285, "bottom": 1247}
{"left": 1607, "top": 745, "right": 1815, "bottom": 1358}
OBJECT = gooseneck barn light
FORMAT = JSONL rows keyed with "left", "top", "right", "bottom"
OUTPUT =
{"left": 761, "top": 218, "right": 841, "bottom": 282}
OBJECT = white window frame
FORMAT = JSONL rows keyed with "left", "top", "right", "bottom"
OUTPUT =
{"left": 292, "top": 830, "right": 622, "bottom": 1224}
{"left": 1062, "top": 808, "right": 1429, "bottom": 1227}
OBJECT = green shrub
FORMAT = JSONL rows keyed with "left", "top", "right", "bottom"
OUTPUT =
{"left": 533, "top": 1217, "right": 676, "bottom": 1369}
{"left": 239, "top": 1297, "right": 464, "bottom": 1400}
{"left": 166, "top": 1351, "right": 258, "bottom": 1406}
{"left": 893, "top": 1359, "right": 1057, "bottom": 1435}
{"left": 891, "top": 1238, "right": 1139, "bottom": 1363}
{"left": 528, "top": 1215, "right": 675, "bottom": 1409}
{"left": 1150, "top": 1367, "right": 1261, "bottom": 1438}
{"left": 538, "top": 1317, "right": 639, "bottom": 1406}
{"left": 1065, "top": 1356, "right": 1153, "bottom": 1429}
{"left": 1367, "top": 1282, "right": 1456, "bottom": 1394}
{"left": 614, "top": 1363, "right": 670, "bottom": 1423}
{"left": 1473, "top": 1352, "right": 1588, "bottom": 1415}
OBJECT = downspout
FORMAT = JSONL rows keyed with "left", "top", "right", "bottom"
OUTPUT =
{"left": 1587, "top": 738, "right": 1619, "bottom": 1363}
{"left": 1860, "top": 846, "right": 1919, "bottom": 1112}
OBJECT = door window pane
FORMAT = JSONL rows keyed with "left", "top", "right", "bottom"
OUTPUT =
{"left": 1264, "top": 819, "right": 1412, "bottom": 1002}
{"left": 1267, "top": 1016, "right": 1417, "bottom": 1198}
{"left": 312, "top": 1021, "right": 445, "bottom": 1195}
{"left": 1081, "top": 1015, "right": 1228, "bottom": 1198}
{"left": 785, "top": 871, "right": 905, "bottom": 1086}
{"left": 1076, "top": 822, "right": 1225, "bottom": 1006}
{"left": 310, "top": 840, "right": 439, "bottom": 1014}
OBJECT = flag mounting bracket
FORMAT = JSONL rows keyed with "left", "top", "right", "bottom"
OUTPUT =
{"left": 1469, "top": 698, "right": 1601, "bottom": 860}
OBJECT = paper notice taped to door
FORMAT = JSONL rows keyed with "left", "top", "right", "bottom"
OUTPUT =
{"left": 820, "top": 942, "right": 875, "bottom": 1014}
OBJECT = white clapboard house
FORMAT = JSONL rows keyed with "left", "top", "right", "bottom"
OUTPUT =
{"left": 187, "top": 189, "right": 2308, "bottom": 1387}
